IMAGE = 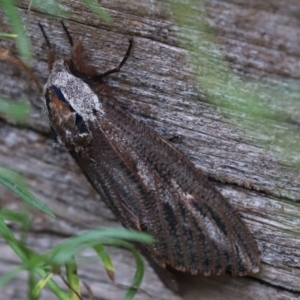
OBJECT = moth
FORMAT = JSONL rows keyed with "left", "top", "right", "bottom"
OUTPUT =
{"left": 40, "top": 22, "right": 260, "bottom": 293}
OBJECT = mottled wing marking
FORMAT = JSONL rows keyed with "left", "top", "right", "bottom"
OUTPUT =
{"left": 70, "top": 95, "right": 260, "bottom": 276}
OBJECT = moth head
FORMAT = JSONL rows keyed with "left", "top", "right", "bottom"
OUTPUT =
{"left": 44, "top": 59, "right": 104, "bottom": 123}
{"left": 39, "top": 22, "right": 105, "bottom": 152}
{"left": 39, "top": 22, "right": 131, "bottom": 151}
{"left": 44, "top": 60, "right": 106, "bottom": 153}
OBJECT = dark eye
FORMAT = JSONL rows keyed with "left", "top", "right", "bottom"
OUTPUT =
{"left": 75, "top": 113, "right": 89, "bottom": 133}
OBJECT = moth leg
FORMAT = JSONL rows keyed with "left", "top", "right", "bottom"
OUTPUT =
{"left": 90, "top": 39, "right": 133, "bottom": 81}
{"left": 38, "top": 23, "right": 56, "bottom": 71}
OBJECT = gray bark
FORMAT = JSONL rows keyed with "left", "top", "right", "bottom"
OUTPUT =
{"left": 0, "top": 0, "right": 299, "bottom": 299}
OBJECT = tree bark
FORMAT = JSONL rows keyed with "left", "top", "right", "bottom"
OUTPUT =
{"left": 0, "top": 0, "right": 300, "bottom": 299}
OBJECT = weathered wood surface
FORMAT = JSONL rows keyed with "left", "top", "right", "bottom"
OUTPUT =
{"left": 0, "top": 0, "right": 300, "bottom": 299}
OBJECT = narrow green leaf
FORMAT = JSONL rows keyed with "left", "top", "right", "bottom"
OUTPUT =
{"left": 28, "top": 271, "right": 39, "bottom": 300}
{"left": 30, "top": 0, "right": 68, "bottom": 17}
{"left": 81, "top": 0, "right": 112, "bottom": 24}
{"left": 50, "top": 228, "right": 153, "bottom": 264}
{"left": 32, "top": 273, "right": 53, "bottom": 299}
{"left": 0, "top": 33, "right": 18, "bottom": 38}
{"left": 65, "top": 256, "right": 81, "bottom": 300}
{"left": 0, "top": 215, "right": 27, "bottom": 260}
{"left": 0, "top": 219, "right": 46, "bottom": 270}
{"left": 0, "top": 167, "right": 55, "bottom": 218}
{"left": 0, "top": 214, "right": 69, "bottom": 299}
{"left": 93, "top": 240, "right": 145, "bottom": 300}
{"left": 34, "top": 268, "right": 69, "bottom": 300}
{"left": 59, "top": 228, "right": 152, "bottom": 249}
{"left": 93, "top": 244, "right": 115, "bottom": 281}
{"left": 123, "top": 246, "right": 145, "bottom": 300}
{"left": 0, "top": 208, "right": 30, "bottom": 225}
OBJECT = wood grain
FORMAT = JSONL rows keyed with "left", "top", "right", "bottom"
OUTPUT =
{"left": 0, "top": 0, "right": 299, "bottom": 299}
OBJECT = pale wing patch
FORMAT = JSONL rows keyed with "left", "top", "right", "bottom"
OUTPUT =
{"left": 45, "top": 60, "right": 104, "bottom": 121}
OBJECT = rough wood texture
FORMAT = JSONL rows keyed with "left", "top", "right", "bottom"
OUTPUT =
{"left": 0, "top": 0, "right": 300, "bottom": 299}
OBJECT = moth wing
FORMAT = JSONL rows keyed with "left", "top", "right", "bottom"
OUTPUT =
{"left": 78, "top": 101, "right": 260, "bottom": 277}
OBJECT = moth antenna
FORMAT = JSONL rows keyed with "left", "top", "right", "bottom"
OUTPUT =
{"left": 61, "top": 21, "right": 74, "bottom": 47}
{"left": 91, "top": 39, "right": 133, "bottom": 81}
{"left": 38, "top": 23, "right": 51, "bottom": 49}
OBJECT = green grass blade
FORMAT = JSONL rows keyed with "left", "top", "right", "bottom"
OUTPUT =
{"left": 71, "top": 228, "right": 153, "bottom": 245}
{"left": 0, "top": 215, "right": 27, "bottom": 260}
{"left": 0, "top": 208, "right": 30, "bottom": 225}
{"left": 65, "top": 256, "right": 81, "bottom": 300}
{"left": 50, "top": 228, "right": 153, "bottom": 265}
{"left": 93, "top": 239, "right": 145, "bottom": 300}
{"left": 0, "top": 167, "right": 55, "bottom": 217}
{"left": 28, "top": 271, "right": 39, "bottom": 300}
{"left": 30, "top": 0, "right": 67, "bottom": 17}
{"left": 121, "top": 242, "right": 145, "bottom": 300}
{"left": 32, "top": 273, "right": 53, "bottom": 299}
{"left": 0, "top": 208, "right": 31, "bottom": 243}
{"left": 0, "top": 33, "right": 18, "bottom": 38}
{"left": 34, "top": 268, "right": 69, "bottom": 300}
{"left": 81, "top": 0, "right": 112, "bottom": 23}
{"left": 93, "top": 244, "right": 115, "bottom": 281}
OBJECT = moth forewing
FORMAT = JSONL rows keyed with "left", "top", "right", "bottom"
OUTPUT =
{"left": 41, "top": 22, "right": 260, "bottom": 294}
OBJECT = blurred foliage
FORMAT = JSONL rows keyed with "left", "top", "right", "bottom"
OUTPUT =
{"left": 168, "top": 0, "right": 300, "bottom": 165}
{"left": 0, "top": 98, "right": 29, "bottom": 122}
{"left": 0, "top": 209, "right": 153, "bottom": 299}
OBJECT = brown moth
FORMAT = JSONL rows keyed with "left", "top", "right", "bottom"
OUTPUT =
{"left": 40, "top": 22, "right": 260, "bottom": 293}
